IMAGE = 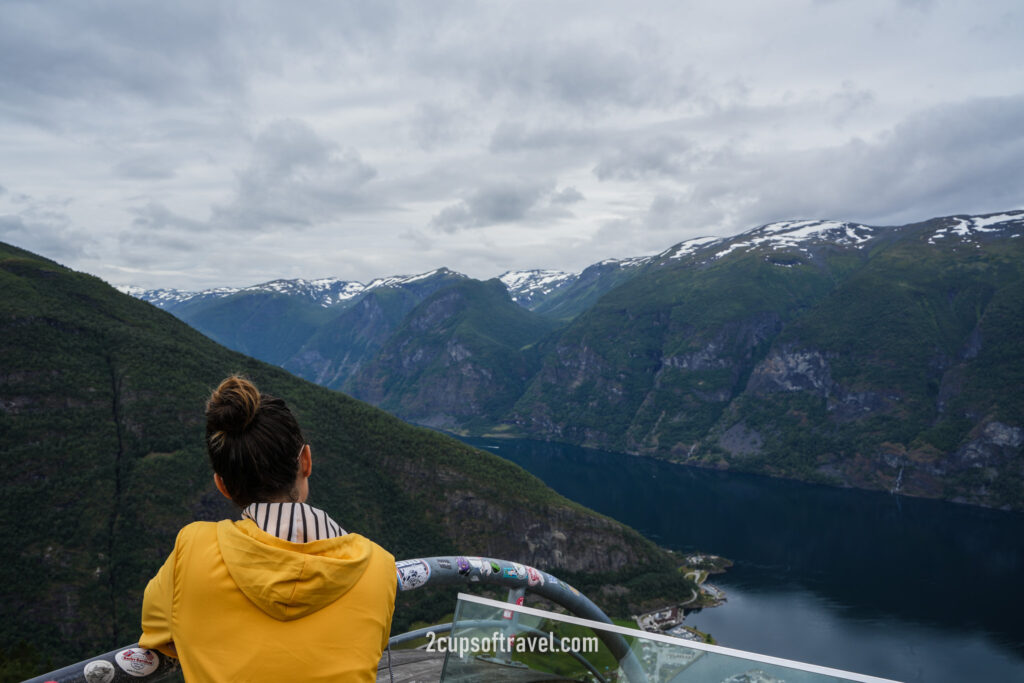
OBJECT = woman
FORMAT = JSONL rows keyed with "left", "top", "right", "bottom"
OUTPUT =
{"left": 139, "top": 376, "right": 397, "bottom": 682}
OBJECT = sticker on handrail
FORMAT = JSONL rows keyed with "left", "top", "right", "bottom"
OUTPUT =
{"left": 396, "top": 559, "right": 431, "bottom": 590}
{"left": 83, "top": 659, "right": 116, "bottom": 683}
{"left": 526, "top": 566, "right": 544, "bottom": 587}
{"left": 115, "top": 648, "right": 158, "bottom": 677}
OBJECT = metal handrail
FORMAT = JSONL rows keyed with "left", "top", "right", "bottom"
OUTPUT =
{"left": 25, "top": 555, "right": 645, "bottom": 683}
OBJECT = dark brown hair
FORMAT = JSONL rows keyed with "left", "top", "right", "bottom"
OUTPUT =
{"left": 205, "top": 375, "right": 306, "bottom": 507}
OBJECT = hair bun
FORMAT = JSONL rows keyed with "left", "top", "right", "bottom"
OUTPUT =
{"left": 206, "top": 375, "right": 261, "bottom": 434}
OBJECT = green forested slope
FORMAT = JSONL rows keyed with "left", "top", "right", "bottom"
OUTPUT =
{"left": 284, "top": 269, "right": 468, "bottom": 389}
{"left": 0, "top": 242, "right": 677, "bottom": 675}
{"left": 172, "top": 289, "right": 333, "bottom": 366}
{"left": 513, "top": 244, "right": 850, "bottom": 449}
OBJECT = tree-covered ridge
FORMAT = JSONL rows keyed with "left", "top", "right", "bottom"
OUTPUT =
{"left": 0, "top": 242, "right": 679, "bottom": 675}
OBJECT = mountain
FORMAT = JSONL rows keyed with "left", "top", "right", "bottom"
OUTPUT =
{"left": 345, "top": 278, "right": 560, "bottom": 430}
{"left": 127, "top": 257, "right": 647, "bottom": 360}
{"left": 499, "top": 257, "right": 651, "bottom": 321}
{"left": 120, "top": 277, "right": 365, "bottom": 310}
{"left": 117, "top": 211, "right": 1024, "bottom": 510}
{"left": 171, "top": 288, "right": 336, "bottom": 367}
{"left": 499, "top": 269, "right": 577, "bottom": 307}
{"left": 0, "top": 242, "right": 680, "bottom": 674}
{"left": 512, "top": 213, "right": 1024, "bottom": 508}
{"left": 122, "top": 270, "right": 469, "bottom": 313}
{"left": 283, "top": 268, "right": 468, "bottom": 388}
{"left": 122, "top": 269, "right": 470, "bottom": 386}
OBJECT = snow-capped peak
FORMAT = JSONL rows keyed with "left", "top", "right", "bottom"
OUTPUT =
{"left": 714, "top": 220, "right": 874, "bottom": 260}
{"left": 499, "top": 269, "right": 578, "bottom": 303}
{"left": 239, "top": 278, "right": 365, "bottom": 307}
{"left": 748, "top": 219, "right": 874, "bottom": 244}
{"left": 116, "top": 286, "right": 239, "bottom": 307}
{"left": 364, "top": 268, "right": 465, "bottom": 292}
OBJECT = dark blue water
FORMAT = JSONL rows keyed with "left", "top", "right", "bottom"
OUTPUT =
{"left": 459, "top": 436, "right": 1024, "bottom": 683}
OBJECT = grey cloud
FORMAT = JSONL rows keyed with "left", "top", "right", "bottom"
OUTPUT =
{"left": 399, "top": 227, "right": 433, "bottom": 250}
{"left": 594, "top": 136, "right": 696, "bottom": 181}
{"left": 468, "top": 35, "right": 695, "bottom": 110}
{"left": 827, "top": 82, "right": 876, "bottom": 127}
{"left": 409, "top": 102, "right": 466, "bottom": 151}
{"left": 645, "top": 194, "right": 684, "bottom": 230}
{"left": 488, "top": 122, "right": 599, "bottom": 153}
{"left": 411, "top": 14, "right": 697, "bottom": 113}
{"left": 114, "top": 156, "right": 178, "bottom": 180}
{"left": 551, "top": 187, "right": 584, "bottom": 205}
{"left": 0, "top": 2, "right": 400, "bottom": 137}
{"left": 130, "top": 201, "right": 206, "bottom": 232}
{"left": 751, "top": 95, "right": 1024, "bottom": 225}
{"left": 898, "top": 0, "right": 936, "bottom": 10}
{"left": 0, "top": 209, "right": 91, "bottom": 261}
{"left": 213, "top": 119, "right": 378, "bottom": 230}
{"left": 430, "top": 181, "right": 553, "bottom": 233}
{"left": 118, "top": 229, "right": 200, "bottom": 260}
{"left": 5, "top": 1, "right": 1024, "bottom": 291}
{"left": 637, "top": 95, "right": 1024, "bottom": 235}
{"left": 0, "top": 2, "right": 244, "bottom": 116}
{"left": 430, "top": 204, "right": 474, "bottom": 234}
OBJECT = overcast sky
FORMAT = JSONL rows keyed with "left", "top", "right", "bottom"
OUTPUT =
{"left": 2, "top": 0, "right": 1023, "bottom": 290}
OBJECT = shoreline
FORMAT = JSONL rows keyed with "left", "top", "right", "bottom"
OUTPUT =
{"left": 634, "top": 553, "right": 732, "bottom": 642}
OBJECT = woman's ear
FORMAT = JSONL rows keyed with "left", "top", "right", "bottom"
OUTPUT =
{"left": 300, "top": 444, "right": 312, "bottom": 478}
{"left": 213, "top": 473, "right": 233, "bottom": 501}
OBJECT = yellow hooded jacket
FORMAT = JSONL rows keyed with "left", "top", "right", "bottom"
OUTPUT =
{"left": 139, "top": 519, "right": 397, "bottom": 682}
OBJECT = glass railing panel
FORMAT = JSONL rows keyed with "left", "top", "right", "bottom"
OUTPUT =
{"left": 439, "top": 593, "right": 900, "bottom": 683}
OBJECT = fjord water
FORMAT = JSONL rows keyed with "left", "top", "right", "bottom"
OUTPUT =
{"left": 459, "top": 436, "right": 1024, "bottom": 683}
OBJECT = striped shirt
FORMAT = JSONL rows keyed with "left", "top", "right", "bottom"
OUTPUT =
{"left": 241, "top": 502, "right": 347, "bottom": 543}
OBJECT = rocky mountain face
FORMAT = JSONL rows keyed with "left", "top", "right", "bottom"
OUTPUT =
{"left": 123, "top": 211, "right": 1024, "bottom": 510}
{"left": 0, "top": 242, "right": 675, "bottom": 668}
{"left": 345, "top": 278, "right": 559, "bottom": 430}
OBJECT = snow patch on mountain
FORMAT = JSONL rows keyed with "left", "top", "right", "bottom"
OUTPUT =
{"left": 714, "top": 220, "right": 874, "bottom": 260}
{"left": 364, "top": 268, "right": 466, "bottom": 292}
{"left": 121, "top": 270, "right": 464, "bottom": 309}
{"left": 662, "top": 236, "right": 723, "bottom": 260}
{"left": 237, "top": 278, "right": 363, "bottom": 306}
{"left": 500, "top": 269, "right": 577, "bottom": 303}
{"left": 598, "top": 256, "right": 654, "bottom": 268}
{"left": 928, "top": 212, "right": 1024, "bottom": 244}
{"left": 116, "top": 285, "right": 241, "bottom": 307}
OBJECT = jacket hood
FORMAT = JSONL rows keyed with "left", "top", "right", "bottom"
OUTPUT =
{"left": 217, "top": 519, "right": 372, "bottom": 621}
